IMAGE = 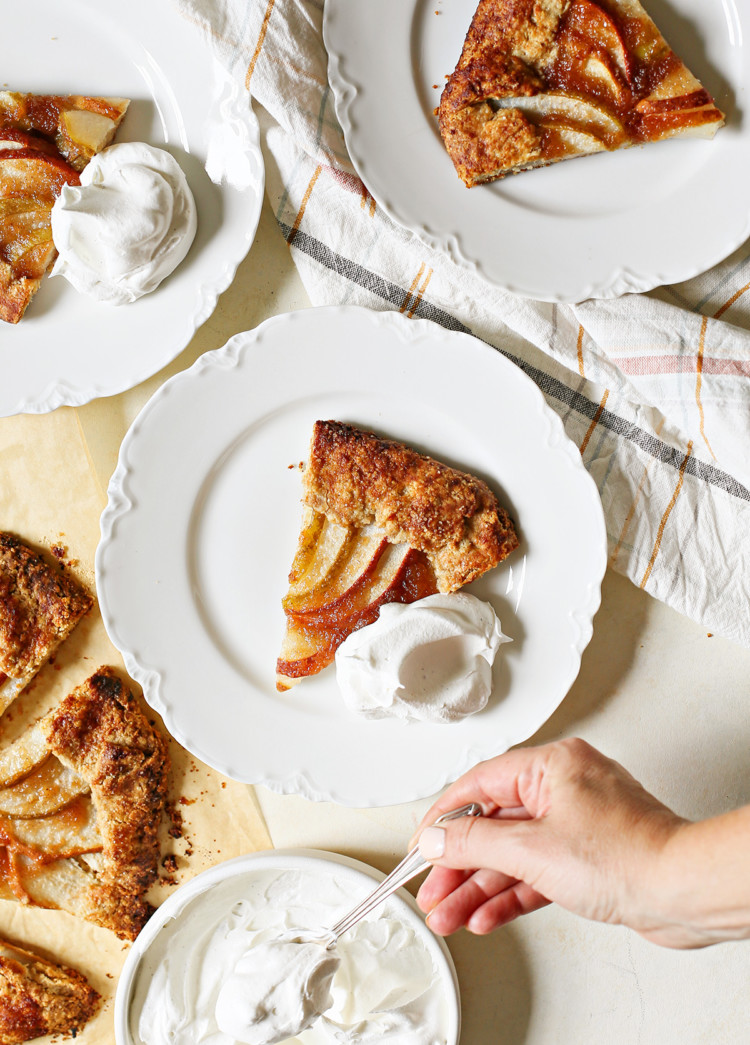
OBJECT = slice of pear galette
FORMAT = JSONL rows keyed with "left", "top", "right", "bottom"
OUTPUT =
{"left": 0, "top": 91, "right": 129, "bottom": 323}
{"left": 0, "top": 532, "right": 93, "bottom": 719}
{"left": 0, "top": 938, "right": 100, "bottom": 1044}
{"left": 276, "top": 420, "right": 519, "bottom": 691}
{"left": 0, "top": 667, "right": 169, "bottom": 941}
{"left": 438, "top": 0, "right": 725, "bottom": 186}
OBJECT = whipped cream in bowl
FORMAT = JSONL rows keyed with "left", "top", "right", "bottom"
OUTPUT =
{"left": 50, "top": 142, "right": 197, "bottom": 304}
{"left": 336, "top": 592, "right": 510, "bottom": 724}
{"left": 214, "top": 935, "right": 340, "bottom": 1044}
{"left": 115, "top": 850, "right": 460, "bottom": 1045}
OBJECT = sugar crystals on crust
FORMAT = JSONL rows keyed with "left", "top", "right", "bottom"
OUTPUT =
{"left": 303, "top": 420, "right": 519, "bottom": 592}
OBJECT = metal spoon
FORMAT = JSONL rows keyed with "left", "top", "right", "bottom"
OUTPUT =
{"left": 305, "top": 802, "right": 482, "bottom": 949}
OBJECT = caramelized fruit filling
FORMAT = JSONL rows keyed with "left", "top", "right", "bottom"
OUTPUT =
{"left": 277, "top": 542, "right": 438, "bottom": 683}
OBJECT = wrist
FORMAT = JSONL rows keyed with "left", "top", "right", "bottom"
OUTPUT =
{"left": 617, "top": 810, "right": 685, "bottom": 938}
{"left": 637, "top": 812, "right": 750, "bottom": 948}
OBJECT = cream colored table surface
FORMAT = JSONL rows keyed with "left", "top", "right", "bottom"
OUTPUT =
{"left": 78, "top": 197, "right": 750, "bottom": 1045}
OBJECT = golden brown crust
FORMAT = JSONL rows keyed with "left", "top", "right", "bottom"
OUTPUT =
{"left": 0, "top": 265, "right": 38, "bottom": 326}
{"left": 0, "top": 533, "right": 93, "bottom": 697}
{"left": 302, "top": 421, "right": 518, "bottom": 593}
{"left": 449, "top": 0, "right": 565, "bottom": 87}
{"left": 438, "top": 0, "right": 725, "bottom": 186}
{"left": 439, "top": 102, "right": 542, "bottom": 186}
{"left": 0, "top": 938, "right": 99, "bottom": 1044}
{"left": 39, "top": 668, "right": 169, "bottom": 940}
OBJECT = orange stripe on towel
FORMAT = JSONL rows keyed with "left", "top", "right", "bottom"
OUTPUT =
{"left": 360, "top": 188, "right": 376, "bottom": 216}
{"left": 639, "top": 441, "right": 693, "bottom": 589}
{"left": 577, "top": 325, "right": 585, "bottom": 377}
{"left": 245, "top": 0, "right": 276, "bottom": 89}
{"left": 287, "top": 166, "right": 322, "bottom": 246}
{"left": 579, "top": 390, "right": 609, "bottom": 457}
{"left": 713, "top": 279, "right": 750, "bottom": 320}
{"left": 695, "top": 317, "right": 716, "bottom": 461}
{"left": 400, "top": 264, "right": 433, "bottom": 317}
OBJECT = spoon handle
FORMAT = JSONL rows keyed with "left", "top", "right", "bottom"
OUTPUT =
{"left": 327, "top": 802, "right": 482, "bottom": 943}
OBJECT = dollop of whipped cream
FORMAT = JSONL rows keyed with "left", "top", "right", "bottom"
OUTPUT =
{"left": 335, "top": 593, "right": 509, "bottom": 723}
{"left": 50, "top": 142, "right": 197, "bottom": 304}
{"left": 215, "top": 937, "right": 340, "bottom": 1045}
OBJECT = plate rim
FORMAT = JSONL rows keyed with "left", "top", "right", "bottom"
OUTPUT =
{"left": 96, "top": 305, "right": 608, "bottom": 806}
{"left": 0, "top": 0, "right": 265, "bottom": 416}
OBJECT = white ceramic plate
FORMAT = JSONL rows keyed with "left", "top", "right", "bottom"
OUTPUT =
{"left": 96, "top": 306, "right": 606, "bottom": 806}
{"left": 114, "top": 849, "right": 461, "bottom": 1045}
{"left": 323, "top": 0, "right": 749, "bottom": 302}
{"left": 0, "top": 0, "right": 264, "bottom": 416}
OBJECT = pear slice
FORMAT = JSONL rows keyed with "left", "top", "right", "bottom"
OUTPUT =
{"left": 0, "top": 678, "right": 25, "bottom": 720}
{"left": 582, "top": 55, "right": 627, "bottom": 104}
{"left": 567, "top": 0, "right": 633, "bottom": 80}
{"left": 290, "top": 541, "right": 412, "bottom": 628}
{"left": 0, "top": 148, "right": 80, "bottom": 193}
{"left": 551, "top": 125, "right": 608, "bottom": 156}
{"left": 58, "top": 101, "right": 129, "bottom": 171}
{"left": 0, "top": 758, "right": 88, "bottom": 819}
{"left": 0, "top": 132, "right": 53, "bottom": 156}
{"left": 285, "top": 529, "right": 389, "bottom": 615}
{"left": 0, "top": 853, "right": 96, "bottom": 911}
{"left": 495, "top": 92, "right": 623, "bottom": 143}
{"left": 0, "top": 726, "right": 48, "bottom": 787}
{"left": 7, "top": 795, "right": 101, "bottom": 858}
{"left": 275, "top": 624, "right": 322, "bottom": 690}
{"left": 283, "top": 510, "right": 356, "bottom": 609}
{"left": 276, "top": 541, "right": 431, "bottom": 690}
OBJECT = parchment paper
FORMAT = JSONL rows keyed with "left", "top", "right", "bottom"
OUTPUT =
{"left": 0, "top": 406, "right": 272, "bottom": 1043}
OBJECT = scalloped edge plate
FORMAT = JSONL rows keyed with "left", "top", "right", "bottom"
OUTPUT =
{"left": 96, "top": 306, "right": 606, "bottom": 806}
{"left": 0, "top": 0, "right": 264, "bottom": 416}
{"left": 323, "top": 0, "right": 749, "bottom": 302}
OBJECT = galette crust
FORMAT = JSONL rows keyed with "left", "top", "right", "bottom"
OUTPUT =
{"left": 39, "top": 667, "right": 169, "bottom": 940}
{"left": 302, "top": 420, "right": 519, "bottom": 592}
{"left": 0, "top": 533, "right": 92, "bottom": 706}
{"left": 0, "top": 938, "right": 100, "bottom": 1044}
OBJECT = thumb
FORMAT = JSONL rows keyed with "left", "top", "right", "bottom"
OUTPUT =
{"left": 418, "top": 815, "right": 533, "bottom": 880}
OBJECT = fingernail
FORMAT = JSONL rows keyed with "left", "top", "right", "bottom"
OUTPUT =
{"left": 419, "top": 826, "right": 446, "bottom": 860}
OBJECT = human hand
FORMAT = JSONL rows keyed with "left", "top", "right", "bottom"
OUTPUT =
{"left": 412, "top": 738, "right": 690, "bottom": 947}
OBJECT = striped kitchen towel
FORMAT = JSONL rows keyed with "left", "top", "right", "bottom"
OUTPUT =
{"left": 174, "top": 0, "right": 750, "bottom": 647}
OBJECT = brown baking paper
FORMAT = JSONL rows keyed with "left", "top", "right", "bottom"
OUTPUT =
{"left": 0, "top": 407, "right": 272, "bottom": 1044}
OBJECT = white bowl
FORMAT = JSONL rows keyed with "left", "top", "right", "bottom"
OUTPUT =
{"left": 115, "top": 848, "right": 461, "bottom": 1045}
